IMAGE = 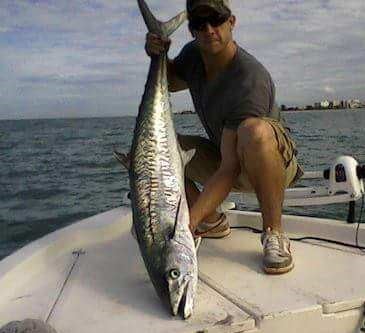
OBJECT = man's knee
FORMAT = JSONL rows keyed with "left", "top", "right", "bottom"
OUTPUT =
{"left": 178, "top": 133, "right": 213, "bottom": 152}
{"left": 237, "top": 118, "right": 276, "bottom": 153}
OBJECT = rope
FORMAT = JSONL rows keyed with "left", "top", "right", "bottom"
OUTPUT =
{"left": 45, "top": 249, "right": 85, "bottom": 323}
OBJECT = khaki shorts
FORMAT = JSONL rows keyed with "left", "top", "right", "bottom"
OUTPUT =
{"left": 178, "top": 117, "right": 303, "bottom": 192}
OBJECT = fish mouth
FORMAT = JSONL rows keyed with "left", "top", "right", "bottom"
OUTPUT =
{"left": 169, "top": 279, "right": 193, "bottom": 319}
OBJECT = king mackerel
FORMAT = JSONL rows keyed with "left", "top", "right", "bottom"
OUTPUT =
{"left": 115, "top": 0, "right": 199, "bottom": 319}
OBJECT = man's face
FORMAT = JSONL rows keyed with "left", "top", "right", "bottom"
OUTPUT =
{"left": 189, "top": 6, "right": 235, "bottom": 55}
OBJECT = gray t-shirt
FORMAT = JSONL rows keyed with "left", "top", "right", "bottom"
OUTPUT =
{"left": 174, "top": 41, "right": 281, "bottom": 147}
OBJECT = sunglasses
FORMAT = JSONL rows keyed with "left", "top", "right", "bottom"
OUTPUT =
{"left": 189, "top": 13, "right": 230, "bottom": 31}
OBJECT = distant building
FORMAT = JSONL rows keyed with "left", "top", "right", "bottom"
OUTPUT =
{"left": 332, "top": 100, "right": 341, "bottom": 108}
{"left": 320, "top": 100, "right": 330, "bottom": 109}
{"left": 176, "top": 110, "right": 195, "bottom": 115}
{"left": 280, "top": 98, "right": 363, "bottom": 112}
{"left": 348, "top": 99, "right": 361, "bottom": 108}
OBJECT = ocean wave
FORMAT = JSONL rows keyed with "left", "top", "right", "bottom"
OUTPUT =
{"left": 1, "top": 112, "right": 364, "bottom": 261}
{"left": 13, "top": 188, "right": 69, "bottom": 201}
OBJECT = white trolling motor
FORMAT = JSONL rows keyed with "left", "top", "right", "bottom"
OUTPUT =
{"left": 324, "top": 156, "right": 365, "bottom": 223}
{"left": 326, "top": 156, "right": 364, "bottom": 200}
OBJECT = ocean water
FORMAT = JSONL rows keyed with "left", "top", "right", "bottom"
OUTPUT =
{"left": 1, "top": 109, "right": 365, "bottom": 260}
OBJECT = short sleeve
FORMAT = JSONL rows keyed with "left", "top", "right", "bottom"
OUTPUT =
{"left": 173, "top": 41, "right": 198, "bottom": 83}
{"left": 224, "top": 71, "right": 275, "bottom": 130}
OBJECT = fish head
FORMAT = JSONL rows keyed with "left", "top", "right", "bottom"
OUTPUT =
{"left": 164, "top": 238, "right": 198, "bottom": 319}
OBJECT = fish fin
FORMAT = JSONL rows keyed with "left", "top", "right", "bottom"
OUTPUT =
{"left": 113, "top": 150, "right": 130, "bottom": 171}
{"left": 163, "top": 11, "right": 187, "bottom": 37}
{"left": 180, "top": 148, "right": 195, "bottom": 166}
{"left": 194, "top": 237, "right": 202, "bottom": 251}
{"left": 170, "top": 195, "right": 182, "bottom": 240}
{"left": 137, "top": 0, "right": 186, "bottom": 36}
{"left": 137, "top": 0, "right": 161, "bottom": 34}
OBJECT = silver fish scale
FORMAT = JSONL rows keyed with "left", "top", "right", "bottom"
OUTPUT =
{"left": 131, "top": 57, "right": 184, "bottom": 246}
{"left": 129, "top": 2, "right": 197, "bottom": 318}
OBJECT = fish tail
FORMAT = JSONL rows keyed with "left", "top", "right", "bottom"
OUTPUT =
{"left": 137, "top": 0, "right": 186, "bottom": 37}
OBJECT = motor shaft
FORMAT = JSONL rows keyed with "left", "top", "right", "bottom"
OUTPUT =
{"left": 357, "top": 165, "right": 365, "bottom": 179}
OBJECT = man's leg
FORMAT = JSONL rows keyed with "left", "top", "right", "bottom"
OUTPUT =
{"left": 237, "top": 118, "right": 293, "bottom": 274}
{"left": 179, "top": 134, "right": 230, "bottom": 237}
{"left": 185, "top": 178, "right": 222, "bottom": 222}
{"left": 237, "top": 118, "right": 285, "bottom": 232}
{"left": 115, "top": 135, "right": 231, "bottom": 238}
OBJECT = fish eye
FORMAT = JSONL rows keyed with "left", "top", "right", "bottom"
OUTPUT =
{"left": 169, "top": 269, "right": 180, "bottom": 280}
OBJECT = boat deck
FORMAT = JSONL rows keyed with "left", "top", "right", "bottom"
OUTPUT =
{"left": 0, "top": 207, "right": 364, "bottom": 332}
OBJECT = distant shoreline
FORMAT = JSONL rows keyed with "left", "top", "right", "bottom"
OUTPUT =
{"left": 1, "top": 108, "right": 364, "bottom": 121}
{"left": 175, "top": 108, "right": 364, "bottom": 115}
{"left": 281, "top": 108, "right": 364, "bottom": 113}
{"left": 174, "top": 110, "right": 196, "bottom": 115}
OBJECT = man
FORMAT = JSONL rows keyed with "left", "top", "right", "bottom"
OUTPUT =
{"left": 144, "top": 0, "right": 303, "bottom": 274}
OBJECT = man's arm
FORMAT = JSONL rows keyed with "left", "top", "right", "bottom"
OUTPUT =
{"left": 145, "top": 33, "right": 188, "bottom": 92}
{"left": 167, "top": 59, "right": 188, "bottom": 92}
{"left": 189, "top": 128, "right": 241, "bottom": 231}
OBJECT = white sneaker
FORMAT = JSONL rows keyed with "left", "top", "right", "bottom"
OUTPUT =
{"left": 261, "top": 228, "right": 294, "bottom": 274}
{"left": 195, "top": 214, "right": 231, "bottom": 239}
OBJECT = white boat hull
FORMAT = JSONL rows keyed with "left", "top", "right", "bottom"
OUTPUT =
{"left": 0, "top": 207, "right": 364, "bottom": 332}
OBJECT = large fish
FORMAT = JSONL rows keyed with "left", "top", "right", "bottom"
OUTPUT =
{"left": 117, "top": 0, "right": 198, "bottom": 319}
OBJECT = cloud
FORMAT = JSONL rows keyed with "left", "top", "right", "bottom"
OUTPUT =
{"left": 323, "top": 86, "right": 335, "bottom": 94}
{"left": 0, "top": 0, "right": 364, "bottom": 119}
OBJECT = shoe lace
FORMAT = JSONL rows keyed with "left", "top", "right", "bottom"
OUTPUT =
{"left": 263, "top": 234, "right": 282, "bottom": 256}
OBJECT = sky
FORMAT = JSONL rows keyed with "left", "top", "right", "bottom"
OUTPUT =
{"left": 0, "top": 0, "right": 364, "bottom": 120}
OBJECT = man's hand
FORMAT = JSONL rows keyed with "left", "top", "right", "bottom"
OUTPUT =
{"left": 189, "top": 218, "right": 199, "bottom": 236}
{"left": 145, "top": 32, "right": 171, "bottom": 57}
{"left": 188, "top": 129, "right": 240, "bottom": 233}
{"left": 145, "top": 33, "right": 188, "bottom": 92}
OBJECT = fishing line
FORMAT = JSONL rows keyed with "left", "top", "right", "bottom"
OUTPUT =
{"left": 232, "top": 161, "right": 365, "bottom": 251}
{"left": 231, "top": 206, "right": 365, "bottom": 252}
{"left": 45, "top": 249, "right": 85, "bottom": 323}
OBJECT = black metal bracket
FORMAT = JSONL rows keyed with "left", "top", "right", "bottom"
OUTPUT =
{"left": 357, "top": 165, "right": 365, "bottom": 180}
{"left": 347, "top": 201, "right": 356, "bottom": 223}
